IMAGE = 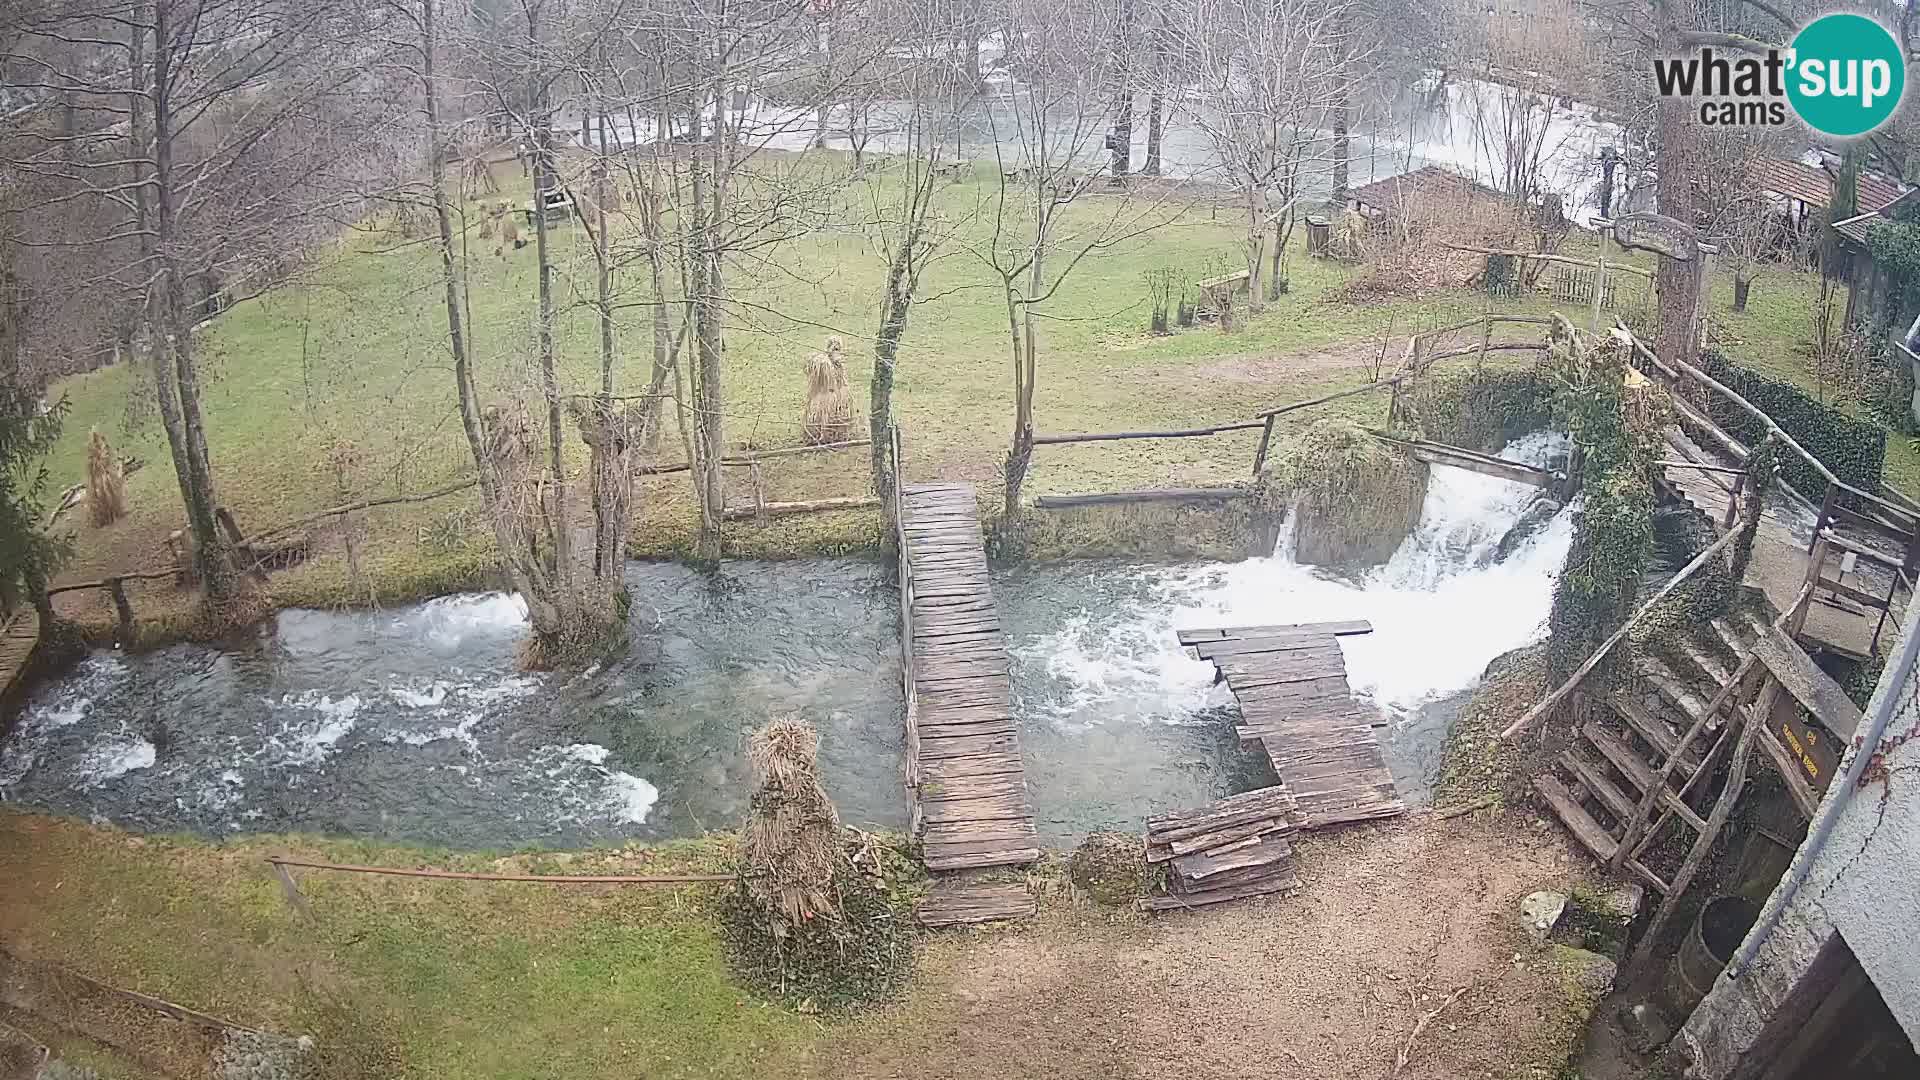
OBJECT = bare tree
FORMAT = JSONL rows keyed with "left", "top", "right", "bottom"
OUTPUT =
{"left": 1175, "top": 0, "right": 1359, "bottom": 311}
{"left": 4, "top": 0, "right": 410, "bottom": 608}
{"left": 858, "top": 2, "right": 971, "bottom": 501}
{"left": 980, "top": 0, "right": 1183, "bottom": 516}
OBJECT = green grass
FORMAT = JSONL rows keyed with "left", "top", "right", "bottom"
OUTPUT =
{"left": 0, "top": 811, "right": 815, "bottom": 1078}
{"left": 41, "top": 152, "right": 1903, "bottom": 626}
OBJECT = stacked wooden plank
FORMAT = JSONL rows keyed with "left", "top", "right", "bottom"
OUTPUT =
{"left": 1180, "top": 621, "right": 1405, "bottom": 828}
{"left": 897, "top": 484, "right": 1040, "bottom": 872}
{"left": 1142, "top": 787, "right": 1300, "bottom": 912}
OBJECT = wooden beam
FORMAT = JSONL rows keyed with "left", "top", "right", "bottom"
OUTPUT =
{"left": 1031, "top": 422, "right": 1265, "bottom": 445}
{"left": 1033, "top": 487, "right": 1249, "bottom": 508}
{"left": 1751, "top": 625, "right": 1864, "bottom": 739}
{"left": 719, "top": 495, "right": 880, "bottom": 521}
{"left": 1176, "top": 620, "right": 1373, "bottom": 645}
{"left": 1502, "top": 526, "right": 1744, "bottom": 739}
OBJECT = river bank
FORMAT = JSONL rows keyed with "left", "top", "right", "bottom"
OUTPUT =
{"left": 0, "top": 806, "right": 1607, "bottom": 1080}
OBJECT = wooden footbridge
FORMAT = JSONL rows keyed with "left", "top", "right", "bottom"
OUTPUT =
{"left": 1181, "top": 620, "right": 1405, "bottom": 827}
{"left": 893, "top": 482, "right": 1040, "bottom": 878}
{"left": 1141, "top": 619, "right": 1406, "bottom": 911}
{"left": 0, "top": 609, "right": 40, "bottom": 711}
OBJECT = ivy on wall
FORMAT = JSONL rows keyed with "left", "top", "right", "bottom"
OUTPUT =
{"left": 1697, "top": 349, "right": 1886, "bottom": 497}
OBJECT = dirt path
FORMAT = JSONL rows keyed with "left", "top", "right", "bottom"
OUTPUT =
{"left": 828, "top": 813, "right": 1590, "bottom": 1080}
{"left": 1173, "top": 337, "right": 1409, "bottom": 385}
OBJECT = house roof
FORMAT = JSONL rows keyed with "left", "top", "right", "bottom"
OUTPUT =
{"left": 1760, "top": 158, "right": 1904, "bottom": 216}
{"left": 1347, "top": 165, "right": 1504, "bottom": 217}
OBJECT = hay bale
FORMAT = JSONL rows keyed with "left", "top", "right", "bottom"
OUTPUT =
{"left": 1069, "top": 830, "right": 1153, "bottom": 905}
{"left": 740, "top": 719, "right": 841, "bottom": 930}
{"left": 85, "top": 428, "right": 127, "bottom": 526}
{"left": 721, "top": 718, "right": 916, "bottom": 1011}
{"left": 1259, "top": 417, "right": 1427, "bottom": 569}
{"left": 801, "top": 335, "right": 854, "bottom": 445}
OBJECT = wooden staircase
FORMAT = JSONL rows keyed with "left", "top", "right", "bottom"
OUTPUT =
{"left": 1531, "top": 607, "right": 1772, "bottom": 897}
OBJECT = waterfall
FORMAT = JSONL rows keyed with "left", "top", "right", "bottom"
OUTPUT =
{"left": 1014, "top": 432, "right": 1576, "bottom": 725}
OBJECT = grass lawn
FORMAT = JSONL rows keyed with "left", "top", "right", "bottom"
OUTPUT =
{"left": 38, "top": 152, "right": 1900, "bottom": 631}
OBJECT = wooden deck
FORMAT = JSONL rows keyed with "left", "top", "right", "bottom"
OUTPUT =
{"left": 0, "top": 610, "right": 40, "bottom": 706}
{"left": 1178, "top": 621, "right": 1406, "bottom": 828}
{"left": 897, "top": 483, "right": 1040, "bottom": 872}
{"left": 1661, "top": 428, "right": 1899, "bottom": 660}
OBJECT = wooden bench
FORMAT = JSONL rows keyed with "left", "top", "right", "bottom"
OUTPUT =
{"left": 1196, "top": 270, "right": 1252, "bottom": 327}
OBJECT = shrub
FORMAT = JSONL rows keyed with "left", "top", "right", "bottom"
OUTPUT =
{"left": 1257, "top": 417, "right": 1427, "bottom": 569}
{"left": 1697, "top": 349, "right": 1885, "bottom": 498}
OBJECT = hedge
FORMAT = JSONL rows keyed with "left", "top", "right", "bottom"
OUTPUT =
{"left": 1697, "top": 349, "right": 1886, "bottom": 498}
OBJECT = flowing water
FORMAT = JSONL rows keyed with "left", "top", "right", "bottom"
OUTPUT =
{"left": 1000, "top": 431, "right": 1575, "bottom": 837}
{"left": 1, "top": 436, "right": 1575, "bottom": 848}
{"left": 0, "top": 560, "right": 908, "bottom": 849}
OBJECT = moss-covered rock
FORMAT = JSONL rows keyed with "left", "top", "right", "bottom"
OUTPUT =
{"left": 1069, "top": 830, "right": 1152, "bottom": 906}
{"left": 1258, "top": 418, "right": 1428, "bottom": 569}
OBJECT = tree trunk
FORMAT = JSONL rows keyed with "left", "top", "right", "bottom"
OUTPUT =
{"left": 1003, "top": 242, "right": 1043, "bottom": 518}
{"left": 420, "top": 0, "right": 553, "bottom": 630}
{"left": 871, "top": 249, "right": 913, "bottom": 501}
{"left": 1144, "top": 92, "right": 1163, "bottom": 177}
{"left": 687, "top": 96, "right": 725, "bottom": 561}
{"left": 529, "top": 75, "right": 572, "bottom": 591}
{"left": 1653, "top": 2, "right": 1701, "bottom": 369}
{"left": 147, "top": 0, "right": 228, "bottom": 600}
{"left": 1732, "top": 272, "right": 1752, "bottom": 313}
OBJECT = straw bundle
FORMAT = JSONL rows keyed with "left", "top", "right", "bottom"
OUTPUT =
{"left": 801, "top": 336, "right": 853, "bottom": 445}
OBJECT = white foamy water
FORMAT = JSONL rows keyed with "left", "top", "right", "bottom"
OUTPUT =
{"left": 78, "top": 736, "right": 156, "bottom": 784}
{"left": 1017, "top": 433, "right": 1574, "bottom": 723}
{"left": 392, "top": 592, "right": 530, "bottom": 653}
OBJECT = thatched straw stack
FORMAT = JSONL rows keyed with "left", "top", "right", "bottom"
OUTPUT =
{"left": 801, "top": 336, "right": 853, "bottom": 446}
{"left": 741, "top": 718, "right": 842, "bottom": 934}
{"left": 85, "top": 429, "right": 127, "bottom": 527}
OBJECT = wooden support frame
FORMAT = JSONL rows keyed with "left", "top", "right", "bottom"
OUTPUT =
{"left": 1624, "top": 685, "right": 1769, "bottom": 981}
{"left": 1610, "top": 584, "right": 1813, "bottom": 868}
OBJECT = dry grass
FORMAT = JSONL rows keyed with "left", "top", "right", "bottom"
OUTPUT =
{"left": 83, "top": 430, "right": 126, "bottom": 528}
{"left": 801, "top": 336, "right": 855, "bottom": 446}
{"left": 741, "top": 718, "right": 842, "bottom": 931}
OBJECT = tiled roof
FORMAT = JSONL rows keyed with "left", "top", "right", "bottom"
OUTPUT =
{"left": 1347, "top": 165, "right": 1504, "bottom": 216}
{"left": 1760, "top": 158, "right": 1903, "bottom": 214}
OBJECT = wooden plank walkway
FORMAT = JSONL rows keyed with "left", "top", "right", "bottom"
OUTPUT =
{"left": 1660, "top": 427, "right": 1896, "bottom": 660}
{"left": 915, "top": 880, "right": 1037, "bottom": 928}
{"left": 1180, "top": 621, "right": 1405, "bottom": 828}
{"left": 898, "top": 483, "right": 1040, "bottom": 872}
{"left": 0, "top": 610, "right": 40, "bottom": 706}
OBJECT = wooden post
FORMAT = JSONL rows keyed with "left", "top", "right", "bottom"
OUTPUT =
{"left": 1251, "top": 414, "right": 1277, "bottom": 476}
{"left": 106, "top": 578, "right": 134, "bottom": 647}
{"left": 749, "top": 462, "right": 767, "bottom": 524}
{"left": 1791, "top": 534, "right": 1829, "bottom": 639}
{"left": 272, "top": 861, "right": 313, "bottom": 919}
{"left": 1812, "top": 484, "right": 1837, "bottom": 553}
{"left": 1722, "top": 470, "right": 1745, "bottom": 532}
{"left": 1591, "top": 228, "right": 1609, "bottom": 335}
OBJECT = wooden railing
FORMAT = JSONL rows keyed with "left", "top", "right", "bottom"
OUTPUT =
{"left": 888, "top": 423, "right": 921, "bottom": 799}
{"left": 1622, "top": 327, "right": 1920, "bottom": 580}
{"left": 1029, "top": 314, "right": 1563, "bottom": 496}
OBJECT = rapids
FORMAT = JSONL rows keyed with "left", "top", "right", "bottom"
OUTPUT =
{"left": 0, "top": 436, "right": 1574, "bottom": 847}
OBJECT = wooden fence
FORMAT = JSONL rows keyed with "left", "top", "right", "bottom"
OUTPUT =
{"left": 1023, "top": 314, "right": 1566, "bottom": 505}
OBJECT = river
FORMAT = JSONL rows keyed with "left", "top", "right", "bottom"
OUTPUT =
{"left": 0, "top": 435, "right": 1574, "bottom": 849}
